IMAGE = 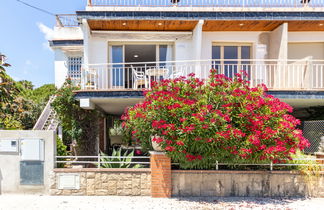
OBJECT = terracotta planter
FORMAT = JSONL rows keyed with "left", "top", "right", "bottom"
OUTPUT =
{"left": 151, "top": 135, "right": 164, "bottom": 152}
{"left": 315, "top": 152, "right": 324, "bottom": 166}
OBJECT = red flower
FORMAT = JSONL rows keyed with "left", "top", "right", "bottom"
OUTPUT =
{"left": 176, "top": 141, "right": 184, "bottom": 146}
{"left": 165, "top": 146, "right": 175, "bottom": 152}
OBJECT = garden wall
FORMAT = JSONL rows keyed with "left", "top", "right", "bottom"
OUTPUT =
{"left": 172, "top": 170, "right": 324, "bottom": 197}
{"left": 50, "top": 168, "right": 151, "bottom": 196}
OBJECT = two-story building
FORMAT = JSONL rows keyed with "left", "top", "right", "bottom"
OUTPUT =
{"left": 49, "top": 0, "right": 324, "bottom": 153}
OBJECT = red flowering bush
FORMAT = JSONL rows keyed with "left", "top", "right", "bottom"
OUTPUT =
{"left": 122, "top": 70, "right": 310, "bottom": 169}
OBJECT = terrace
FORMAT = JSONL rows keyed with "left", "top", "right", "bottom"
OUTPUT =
{"left": 86, "top": 0, "right": 324, "bottom": 11}
{"left": 79, "top": 59, "right": 324, "bottom": 91}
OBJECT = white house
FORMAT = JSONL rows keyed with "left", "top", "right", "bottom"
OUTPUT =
{"left": 49, "top": 0, "right": 324, "bottom": 152}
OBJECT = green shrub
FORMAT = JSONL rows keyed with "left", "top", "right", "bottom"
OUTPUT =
{"left": 99, "top": 148, "right": 141, "bottom": 168}
{"left": 122, "top": 70, "right": 310, "bottom": 169}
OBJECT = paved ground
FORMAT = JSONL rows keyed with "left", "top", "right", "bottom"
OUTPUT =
{"left": 0, "top": 195, "right": 323, "bottom": 210}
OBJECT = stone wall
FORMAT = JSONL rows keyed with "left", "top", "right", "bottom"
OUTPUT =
{"left": 172, "top": 170, "right": 324, "bottom": 197}
{"left": 50, "top": 168, "right": 151, "bottom": 196}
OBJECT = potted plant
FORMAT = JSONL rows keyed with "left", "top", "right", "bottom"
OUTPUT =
{"left": 110, "top": 120, "right": 123, "bottom": 146}
{"left": 151, "top": 135, "right": 164, "bottom": 152}
{"left": 315, "top": 137, "right": 324, "bottom": 165}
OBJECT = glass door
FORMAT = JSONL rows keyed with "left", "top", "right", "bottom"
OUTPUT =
{"left": 111, "top": 46, "right": 124, "bottom": 88}
{"left": 212, "top": 44, "right": 251, "bottom": 78}
{"left": 224, "top": 46, "right": 238, "bottom": 78}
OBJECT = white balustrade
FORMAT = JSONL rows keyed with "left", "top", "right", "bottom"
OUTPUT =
{"left": 88, "top": 0, "right": 321, "bottom": 7}
{"left": 80, "top": 59, "right": 324, "bottom": 91}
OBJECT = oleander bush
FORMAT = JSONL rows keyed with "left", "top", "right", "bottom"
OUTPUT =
{"left": 122, "top": 69, "right": 310, "bottom": 169}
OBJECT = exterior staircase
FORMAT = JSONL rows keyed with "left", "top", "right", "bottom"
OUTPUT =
{"left": 33, "top": 95, "right": 59, "bottom": 131}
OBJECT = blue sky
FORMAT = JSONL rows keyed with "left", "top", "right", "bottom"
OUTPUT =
{"left": 0, "top": 0, "right": 86, "bottom": 87}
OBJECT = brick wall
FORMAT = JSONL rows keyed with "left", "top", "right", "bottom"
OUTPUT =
{"left": 150, "top": 152, "right": 171, "bottom": 198}
{"left": 50, "top": 156, "right": 324, "bottom": 197}
{"left": 50, "top": 168, "right": 151, "bottom": 196}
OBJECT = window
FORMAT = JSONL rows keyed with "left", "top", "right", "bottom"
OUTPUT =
{"left": 212, "top": 44, "right": 252, "bottom": 77}
{"left": 67, "top": 57, "right": 83, "bottom": 80}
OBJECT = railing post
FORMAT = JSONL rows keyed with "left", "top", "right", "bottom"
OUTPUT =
{"left": 270, "top": 161, "right": 273, "bottom": 171}
{"left": 216, "top": 161, "right": 219, "bottom": 170}
{"left": 98, "top": 153, "right": 101, "bottom": 168}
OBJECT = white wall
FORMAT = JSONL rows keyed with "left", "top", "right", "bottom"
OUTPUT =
{"left": 53, "top": 27, "right": 83, "bottom": 40}
{"left": 288, "top": 32, "right": 324, "bottom": 60}
{"left": 0, "top": 131, "right": 55, "bottom": 194}
{"left": 288, "top": 43, "right": 324, "bottom": 60}
{"left": 54, "top": 49, "right": 68, "bottom": 88}
{"left": 54, "top": 49, "right": 83, "bottom": 88}
{"left": 289, "top": 32, "right": 324, "bottom": 43}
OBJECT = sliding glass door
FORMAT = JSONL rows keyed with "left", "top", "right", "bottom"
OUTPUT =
{"left": 111, "top": 46, "right": 124, "bottom": 87}
{"left": 109, "top": 44, "right": 173, "bottom": 89}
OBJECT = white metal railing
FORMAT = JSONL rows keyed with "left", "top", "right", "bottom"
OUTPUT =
{"left": 173, "top": 158, "right": 324, "bottom": 171}
{"left": 56, "top": 14, "right": 79, "bottom": 27}
{"left": 55, "top": 155, "right": 150, "bottom": 168}
{"left": 55, "top": 155, "right": 323, "bottom": 170}
{"left": 88, "top": 0, "right": 322, "bottom": 8}
{"left": 33, "top": 95, "right": 58, "bottom": 130}
{"left": 81, "top": 59, "right": 324, "bottom": 91}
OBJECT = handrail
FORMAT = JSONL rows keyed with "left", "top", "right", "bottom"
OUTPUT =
{"left": 84, "top": 59, "right": 324, "bottom": 67}
{"left": 33, "top": 95, "right": 56, "bottom": 130}
{"left": 55, "top": 14, "right": 79, "bottom": 27}
{"left": 55, "top": 155, "right": 323, "bottom": 170}
{"left": 55, "top": 155, "right": 151, "bottom": 168}
{"left": 88, "top": 0, "right": 322, "bottom": 8}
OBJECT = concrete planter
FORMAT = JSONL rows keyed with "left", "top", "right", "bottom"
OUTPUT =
{"left": 151, "top": 135, "right": 164, "bottom": 152}
{"left": 110, "top": 135, "right": 123, "bottom": 145}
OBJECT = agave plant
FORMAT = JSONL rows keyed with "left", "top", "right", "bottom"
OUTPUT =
{"left": 99, "top": 148, "right": 142, "bottom": 168}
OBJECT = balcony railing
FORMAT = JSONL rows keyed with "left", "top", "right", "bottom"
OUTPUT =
{"left": 80, "top": 59, "right": 324, "bottom": 91}
{"left": 55, "top": 15, "right": 79, "bottom": 27}
{"left": 88, "top": 0, "right": 322, "bottom": 8}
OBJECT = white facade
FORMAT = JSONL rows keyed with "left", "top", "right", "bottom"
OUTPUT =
{"left": 52, "top": 20, "right": 324, "bottom": 87}
{"left": 47, "top": 2, "right": 324, "bottom": 114}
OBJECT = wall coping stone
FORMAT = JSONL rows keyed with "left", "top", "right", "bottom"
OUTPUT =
{"left": 53, "top": 168, "right": 151, "bottom": 173}
{"left": 173, "top": 170, "right": 324, "bottom": 175}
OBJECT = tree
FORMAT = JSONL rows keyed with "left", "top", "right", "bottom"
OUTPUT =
{"left": 51, "top": 79, "right": 103, "bottom": 155}
{"left": 0, "top": 53, "right": 56, "bottom": 129}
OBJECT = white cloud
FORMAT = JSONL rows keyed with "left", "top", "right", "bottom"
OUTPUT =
{"left": 37, "top": 22, "right": 54, "bottom": 40}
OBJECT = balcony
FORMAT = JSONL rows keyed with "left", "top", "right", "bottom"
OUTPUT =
{"left": 87, "top": 0, "right": 323, "bottom": 9}
{"left": 79, "top": 59, "right": 324, "bottom": 92}
{"left": 55, "top": 15, "right": 79, "bottom": 27}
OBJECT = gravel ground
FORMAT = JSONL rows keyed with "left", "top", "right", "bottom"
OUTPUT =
{"left": 0, "top": 195, "right": 323, "bottom": 210}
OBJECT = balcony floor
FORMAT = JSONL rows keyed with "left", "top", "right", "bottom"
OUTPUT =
{"left": 74, "top": 90, "right": 324, "bottom": 115}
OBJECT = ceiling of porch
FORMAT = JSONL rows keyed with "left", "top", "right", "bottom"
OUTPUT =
{"left": 87, "top": 19, "right": 324, "bottom": 32}
{"left": 203, "top": 20, "right": 324, "bottom": 31}
{"left": 87, "top": 20, "right": 199, "bottom": 31}
{"left": 91, "top": 97, "right": 143, "bottom": 115}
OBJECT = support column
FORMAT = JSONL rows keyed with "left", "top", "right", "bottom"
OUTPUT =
{"left": 269, "top": 23, "right": 288, "bottom": 89}
{"left": 192, "top": 20, "right": 204, "bottom": 78}
{"left": 150, "top": 151, "right": 172, "bottom": 198}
